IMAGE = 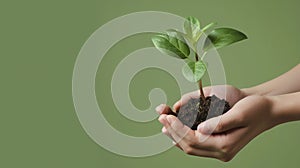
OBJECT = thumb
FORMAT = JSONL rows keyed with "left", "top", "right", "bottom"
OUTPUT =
{"left": 197, "top": 109, "right": 243, "bottom": 134}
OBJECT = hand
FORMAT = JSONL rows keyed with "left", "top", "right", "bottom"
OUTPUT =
{"left": 157, "top": 95, "right": 276, "bottom": 162}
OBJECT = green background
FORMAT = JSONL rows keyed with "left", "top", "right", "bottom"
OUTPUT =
{"left": 1, "top": 0, "right": 300, "bottom": 167}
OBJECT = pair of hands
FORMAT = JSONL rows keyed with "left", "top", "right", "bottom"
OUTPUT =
{"left": 156, "top": 85, "right": 276, "bottom": 162}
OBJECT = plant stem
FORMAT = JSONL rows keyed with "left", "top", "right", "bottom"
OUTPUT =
{"left": 198, "top": 80, "right": 206, "bottom": 102}
{"left": 195, "top": 50, "right": 199, "bottom": 61}
{"left": 195, "top": 52, "right": 206, "bottom": 102}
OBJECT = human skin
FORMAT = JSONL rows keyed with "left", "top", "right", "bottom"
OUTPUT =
{"left": 156, "top": 64, "right": 300, "bottom": 162}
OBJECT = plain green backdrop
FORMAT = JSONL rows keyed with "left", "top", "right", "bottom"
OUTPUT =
{"left": 1, "top": 0, "right": 300, "bottom": 167}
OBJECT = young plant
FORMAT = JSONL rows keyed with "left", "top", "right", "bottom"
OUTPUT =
{"left": 152, "top": 16, "right": 247, "bottom": 129}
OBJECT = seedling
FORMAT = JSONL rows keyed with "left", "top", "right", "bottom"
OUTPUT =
{"left": 152, "top": 16, "right": 247, "bottom": 130}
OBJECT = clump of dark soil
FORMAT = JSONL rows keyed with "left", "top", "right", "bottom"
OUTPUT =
{"left": 173, "top": 95, "right": 230, "bottom": 130}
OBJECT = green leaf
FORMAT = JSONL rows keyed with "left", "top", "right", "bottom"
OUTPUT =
{"left": 203, "top": 27, "right": 248, "bottom": 50}
{"left": 202, "top": 22, "right": 216, "bottom": 32}
{"left": 152, "top": 31, "right": 190, "bottom": 59}
{"left": 184, "top": 16, "right": 201, "bottom": 42}
{"left": 182, "top": 61, "right": 206, "bottom": 82}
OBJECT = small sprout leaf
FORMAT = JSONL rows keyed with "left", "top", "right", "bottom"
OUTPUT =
{"left": 202, "top": 22, "right": 217, "bottom": 32}
{"left": 184, "top": 16, "right": 201, "bottom": 42}
{"left": 152, "top": 30, "right": 190, "bottom": 59}
{"left": 203, "top": 27, "right": 247, "bottom": 51}
{"left": 182, "top": 61, "right": 206, "bottom": 82}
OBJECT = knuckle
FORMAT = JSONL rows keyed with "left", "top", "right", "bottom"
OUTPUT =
{"left": 218, "top": 145, "right": 233, "bottom": 162}
{"left": 185, "top": 138, "right": 197, "bottom": 147}
{"left": 216, "top": 122, "right": 224, "bottom": 131}
{"left": 220, "top": 144, "right": 230, "bottom": 154}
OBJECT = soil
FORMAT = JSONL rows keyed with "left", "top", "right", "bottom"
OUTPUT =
{"left": 172, "top": 95, "right": 230, "bottom": 130}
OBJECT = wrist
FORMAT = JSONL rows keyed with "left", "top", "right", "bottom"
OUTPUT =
{"left": 267, "top": 93, "right": 300, "bottom": 126}
{"left": 266, "top": 95, "right": 283, "bottom": 127}
{"left": 241, "top": 86, "right": 273, "bottom": 97}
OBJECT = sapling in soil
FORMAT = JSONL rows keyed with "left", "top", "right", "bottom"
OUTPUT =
{"left": 152, "top": 16, "right": 247, "bottom": 130}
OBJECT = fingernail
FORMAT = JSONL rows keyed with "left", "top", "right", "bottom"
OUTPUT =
{"left": 197, "top": 123, "right": 205, "bottom": 132}
{"left": 155, "top": 104, "right": 165, "bottom": 113}
{"left": 162, "top": 127, "right": 167, "bottom": 133}
{"left": 158, "top": 115, "right": 167, "bottom": 124}
{"left": 197, "top": 122, "right": 210, "bottom": 134}
{"left": 197, "top": 122, "right": 207, "bottom": 134}
{"left": 158, "top": 114, "right": 164, "bottom": 121}
{"left": 172, "top": 102, "right": 179, "bottom": 111}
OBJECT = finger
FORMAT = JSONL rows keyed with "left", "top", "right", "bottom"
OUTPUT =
{"left": 183, "top": 148, "right": 221, "bottom": 159}
{"left": 172, "top": 101, "right": 181, "bottom": 112}
{"left": 159, "top": 115, "right": 177, "bottom": 143}
{"left": 159, "top": 115, "right": 191, "bottom": 149}
{"left": 172, "top": 140, "right": 219, "bottom": 159}
{"left": 166, "top": 115, "right": 192, "bottom": 142}
{"left": 159, "top": 117, "right": 186, "bottom": 150}
{"left": 159, "top": 114, "right": 193, "bottom": 152}
{"left": 170, "top": 130, "right": 221, "bottom": 159}
{"left": 165, "top": 115, "right": 219, "bottom": 151}
{"left": 166, "top": 116, "right": 219, "bottom": 152}
{"left": 172, "top": 141, "right": 183, "bottom": 150}
{"left": 173, "top": 91, "right": 200, "bottom": 111}
{"left": 162, "top": 126, "right": 172, "bottom": 139}
{"left": 160, "top": 115, "right": 185, "bottom": 144}
{"left": 166, "top": 115, "right": 216, "bottom": 147}
{"left": 197, "top": 108, "right": 244, "bottom": 134}
{"left": 193, "top": 131, "right": 221, "bottom": 150}
{"left": 159, "top": 115, "right": 184, "bottom": 141}
{"left": 155, "top": 104, "right": 174, "bottom": 115}
{"left": 158, "top": 114, "right": 168, "bottom": 125}
{"left": 163, "top": 115, "right": 223, "bottom": 159}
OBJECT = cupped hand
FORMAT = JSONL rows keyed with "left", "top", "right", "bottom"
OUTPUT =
{"left": 156, "top": 88, "right": 277, "bottom": 161}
